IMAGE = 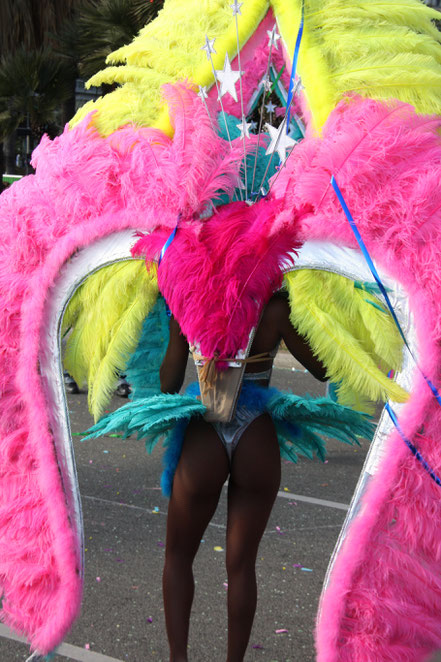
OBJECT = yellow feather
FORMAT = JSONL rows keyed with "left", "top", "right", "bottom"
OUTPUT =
{"left": 88, "top": 279, "right": 158, "bottom": 421}
{"left": 70, "top": 0, "right": 269, "bottom": 136}
{"left": 68, "top": 0, "right": 441, "bottom": 137}
{"left": 64, "top": 262, "right": 139, "bottom": 385}
{"left": 273, "top": 0, "right": 441, "bottom": 132}
{"left": 283, "top": 270, "right": 408, "bottom": 407}
{"left": 63, "top": 261, "right": 159, "bottom": 420}
{"left": 320, "top": 26, "right": 441, "bottom": 65}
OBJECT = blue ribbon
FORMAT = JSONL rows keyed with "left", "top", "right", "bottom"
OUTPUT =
{"left": 158, "top": 214, "right": 180, "bottom": 267}
{"left": 331, "top": 176, "right": 409, "bottom": 347}
{"left": 385, "top": 404, "right": 441, "bottom": 487}
{"left": 332, "top": 176, "right": 441, "bottom": 403}
{"left": 286, "top": 0, "right": 304, "bottom": 131}
{"left": 158, "top": 214, "right": 180, "bottom": 318}
{"left": 331, "top": 175, "right": 441, "bottom": 408}
{"left": 332, "top": 175, "right": 441, "bottom": 487}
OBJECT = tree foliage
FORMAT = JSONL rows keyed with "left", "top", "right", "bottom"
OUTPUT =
{"left": 0, "top": 0, "right": 79, "bottom": 57}
{"left": 56, "top": 0, "right": 164, "bottom": 80}
{"left": 0, "top": 0, "right": 163, "bottom": 180}
{"left": 0, "top": 46, "right": 76, "bottom": 141}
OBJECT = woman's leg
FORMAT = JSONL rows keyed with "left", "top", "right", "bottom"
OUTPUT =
{"left": 163, "top": 418, "right": 230, "bottom": 662}
{"left": 225, "top": 414, "right": 281, "bottom": 662}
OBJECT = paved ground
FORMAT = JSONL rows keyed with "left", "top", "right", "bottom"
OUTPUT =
{"left": 0, "top": 353, "right": 372, "bottom": 662}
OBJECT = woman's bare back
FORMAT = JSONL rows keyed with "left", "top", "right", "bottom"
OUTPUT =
{"left": 160, "top": 292, "right": 327, "bottom": 393}
{"left": 247, "top": 293, "right": 327, "bottom": 381}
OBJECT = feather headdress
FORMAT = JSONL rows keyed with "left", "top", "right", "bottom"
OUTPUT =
{"left": 133, "top": 197, "right": 303, "bottom": 359}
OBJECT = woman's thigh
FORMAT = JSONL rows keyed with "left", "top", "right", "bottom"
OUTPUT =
{"left": 165, "top": 418, "right": 230, "bottom": 558}
{"left": 226, "top": 414, "right": 281, "bottom": 568}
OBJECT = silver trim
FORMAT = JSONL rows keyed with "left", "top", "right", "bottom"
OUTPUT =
{"left": 287, "top": 241, "right": 415, "bottom": 625}
{"left": 39, "top": 233, "right": 415, "bottom": 639}
{"left": 39, "top": 230, "right": 142, "bottom": 581}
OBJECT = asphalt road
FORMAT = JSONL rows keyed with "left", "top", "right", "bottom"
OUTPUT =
{"left": 0, "top": 354, "right": 372, "bottom": 662}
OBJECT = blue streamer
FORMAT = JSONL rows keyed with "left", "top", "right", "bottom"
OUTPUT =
{"left": 158, "top": 214, "right": 180, "bottom": 266}
{"left": 385, "top": 403, "right": 441, "bottom": 488}
{"left": 331, "top": 174, "right": 441, "bottom": 409}
{"left": 332, "top": 174, "right": 441, "bottom": 488}
{"left": 286, "top": 0, "right": 304, "bottom": 130}
{"left": 158, "top": 214, "right": 180, "bottom": 318}
{"left": 331, "top": 177, "right": 407, "bottom": 346}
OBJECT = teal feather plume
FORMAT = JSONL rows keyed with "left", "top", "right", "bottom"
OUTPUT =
{"left": 83, "top": 394, "right": 206, "bottom": 454}
{"left": 268, "top": 392, "right": 374, "bottom": 438}
{"left": 125, "top": 296, "right": 170, "bottom": 401}
{"left": 216, "top": 113, "right": 279, "bottom": 202}
{"left": 83, "top": 383, "right": 374, "bottom": 496}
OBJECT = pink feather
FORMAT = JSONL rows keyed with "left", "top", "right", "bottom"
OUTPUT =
{"left": 269, "top": 95, "right": 441, "bottom": 662}
{"left": 132, "top": 199, "right": 302, "bottom": 359}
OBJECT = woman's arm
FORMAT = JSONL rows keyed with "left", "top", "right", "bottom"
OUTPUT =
{"left": 160, "top": 317, "right": 189, "bottom": 393}
{"left": 276, "top": 297, "right": 328, "bottom": 382}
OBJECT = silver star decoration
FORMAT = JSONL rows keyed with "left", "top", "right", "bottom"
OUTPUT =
{"left": 236, "top": 116, "right": 252, "bottom": 139}
{"left": 265, "top": 123, "right": 297, "bottom": 162}
{"left": 201, "top": 36, "right": 216, "bottom": 60}
{"left": 230, "top": 1, "right": 243, "bottom": 15}
{"left": 197, "top": 85, "right": 208, "bottom": 101}
{"left": 267, "top": 25, "right": 281, "bottom": 50}
{"left": 265, "top": 101, "right": 277, "bottom": 114}
{"left": 249, "top": 120, "right": 258, "bottom": 131}
{"left": 215, "top": 53, "right": 242, "bottom": 102}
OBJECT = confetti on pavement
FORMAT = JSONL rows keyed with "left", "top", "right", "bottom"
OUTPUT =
{"left": 275, "top": 628, "right": 288, "bottom": 634}
{"left": 214, "top": 546, "right": 224, "bottom": 552}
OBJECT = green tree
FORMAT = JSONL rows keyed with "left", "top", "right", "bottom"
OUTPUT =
{"left": 0, "top": 0, "right": 79, "bottom": 57}
{"left": 0, "top": 0, "right": 163, "bottom": 188}
{"left": 0, "top": 0, "right": 79, "bottom": 188}
{"left": 57, "top": 0, "right": 163, "bottom": 82}
{"left": 0, "top": 46, "right": 76, "bottom": 172}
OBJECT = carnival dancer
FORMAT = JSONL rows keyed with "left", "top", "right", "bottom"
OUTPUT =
{"left": 160, "top": 293, "right": 327, "bottom": 662}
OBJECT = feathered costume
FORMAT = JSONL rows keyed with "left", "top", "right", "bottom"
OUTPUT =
{"left": 2, "top": 1, "right": 441, "bottom": 660}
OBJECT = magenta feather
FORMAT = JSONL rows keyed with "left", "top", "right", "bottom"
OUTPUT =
{"left": 132, "top": 199, "right": 302, "bottom": 359}
{"left": 268, "top": 95, "right": 441, "bottom": 661}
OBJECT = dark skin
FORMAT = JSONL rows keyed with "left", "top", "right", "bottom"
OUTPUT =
{"left": 160, "top": 293, "right": 326, "bottom": 662}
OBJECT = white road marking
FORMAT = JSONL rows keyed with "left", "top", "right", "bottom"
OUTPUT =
{"left": 82, "top": 494, "right": 227, "bottom": 528}
{"left": 83, "top": 490, "right": 349, "bottom": 513}
{"left": 276, "top": 490, "right": 349, "bottom": 511}
{"left": 83, "top": 493, "right": 168, "bottom": 516}
{"left": 0, "top": 490, "right": 348, "bottom": 659}
{"left": 0, "top": 624, "right": 123, "bottom": 662}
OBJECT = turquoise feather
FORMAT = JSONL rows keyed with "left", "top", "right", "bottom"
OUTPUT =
{"left": 125, "top": 295, "right": 170, "bottom": 401}
{"left": 83, "top": 394, "right": 206, "bottom": 456}
{"left": 216, "top": 113, "right": 279, "bottom": 202}
{"left": 83, "top": 382, "right": 374, "bottom": 496}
